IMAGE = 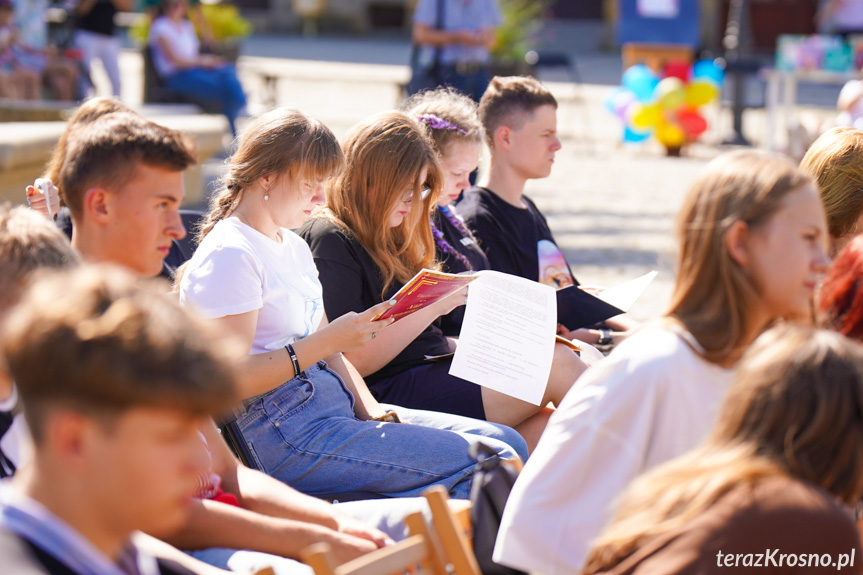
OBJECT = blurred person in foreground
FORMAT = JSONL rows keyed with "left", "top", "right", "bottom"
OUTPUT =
{"left": 0, "top": 265, "right": 238, "bottom": 574}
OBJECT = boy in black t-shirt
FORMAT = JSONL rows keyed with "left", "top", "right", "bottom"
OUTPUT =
{"left": 456, "top": 75, "right": 634, "bottom": 346}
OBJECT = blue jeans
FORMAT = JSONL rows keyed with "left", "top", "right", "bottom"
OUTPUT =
{"left": 237, "top": 362, "right": 525, "bottom": 499}
{"left": 167, "top": 65, "right": 246, "bottom": 135}
{"left": 438, "top": 64, "right": 490, "bottom": 102}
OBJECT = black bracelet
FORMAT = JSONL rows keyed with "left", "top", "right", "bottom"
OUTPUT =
{"left": 285, "top": 343, "right": 300, "bottom": 377}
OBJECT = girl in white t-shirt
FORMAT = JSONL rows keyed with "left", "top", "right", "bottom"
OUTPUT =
{"left": 179, "top": 108, "right": 527, "bottom": 500}
{"left": 494, "top": 150, "right": 832, "bottom": 575}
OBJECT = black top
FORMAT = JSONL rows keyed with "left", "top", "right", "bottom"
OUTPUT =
{"left": 76, "top": 0, "right": 117, "bottom": 36}
{"left": 298, "top": 217, "right": 451, "bottom": 384}
{"left": 456, "top": 186, "right": 579, "bottom": 288}
{"left": 432, "top": 205, "right": 488, "bottom": 336}
{"left": 433, "top": 205, "right": 489, "bottom": 274}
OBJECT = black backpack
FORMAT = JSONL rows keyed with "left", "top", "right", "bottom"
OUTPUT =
{"left": 469, "top": 443, "right": 528, "bottom": 575}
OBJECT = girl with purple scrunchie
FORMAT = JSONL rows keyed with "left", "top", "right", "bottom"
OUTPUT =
{"left": 406, "top": 91, "right": 489, "bottom": 336}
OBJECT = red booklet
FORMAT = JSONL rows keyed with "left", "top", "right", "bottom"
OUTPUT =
{"left": 372, "top": 269, "right": 478, "bottom": 323}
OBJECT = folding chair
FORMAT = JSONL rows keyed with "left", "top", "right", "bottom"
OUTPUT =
{"left": 301, "top": 511, "right": 447, "bottom": 575}
{"left": 423, "top": 486, "right": 481, "bottom": 575}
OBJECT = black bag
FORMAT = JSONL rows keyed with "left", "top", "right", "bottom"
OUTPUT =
{"left": 469, "top": 442, "right": 528, "bottom": 575}
{"left": 407, "top": 0, "right": 446, "bottom": 95}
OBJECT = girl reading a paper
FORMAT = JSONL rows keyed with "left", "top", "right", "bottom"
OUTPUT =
{"left": 179, "top": 108, "right": 527, "bottom": 499}
{"left": 298, "top": 111, "right": 589, "bottom": 452}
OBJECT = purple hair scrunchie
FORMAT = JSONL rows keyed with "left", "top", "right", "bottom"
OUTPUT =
{"left": 417, "top": 114, "right": 467, "bottom": 134}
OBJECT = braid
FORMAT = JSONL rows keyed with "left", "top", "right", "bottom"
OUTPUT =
{"left": 439, "top": 205, "right": 478, "bottom": 245}
{"left": 196, "top": 179, "right": 243, "bottom": 243}
{"left": 431, "top": 212, "right": 472, "bottom": 270}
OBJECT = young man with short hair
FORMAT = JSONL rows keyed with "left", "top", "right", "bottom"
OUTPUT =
{"left": 0, "top": 265, "right": 237, "bottom": 574}
{"left": 59, "top": 111, "right": 195, "bottom": 278}
{"left": 457, "top": 75, "right": 634, "bottom": 346}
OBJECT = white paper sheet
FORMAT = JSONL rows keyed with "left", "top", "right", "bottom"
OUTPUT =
{"left": 597, "top": 270, "right": 658, "bottom": 312}
{"left": 449, "top": 271, "right": 556, "bottom": 405}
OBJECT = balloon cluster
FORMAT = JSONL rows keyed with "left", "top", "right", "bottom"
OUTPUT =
{"left": 605, "top": 59, "right": 725, "bottom": 148}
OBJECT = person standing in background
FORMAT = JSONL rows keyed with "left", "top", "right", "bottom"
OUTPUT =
{"left": 74, "top": 0, "right": 131, "bottom": 98}
{"left": 410, "top": 0, "right": 502, "bottom": 101}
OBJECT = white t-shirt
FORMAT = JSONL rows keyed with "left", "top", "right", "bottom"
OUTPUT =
{"left": 493, "top": 325, "right": 735, "bottom": 575}
{"left": 179, "top": 218, "right": 324, "bottom": 355}
{"left": 148, "top": 16, "right": 199, "bottom": 78}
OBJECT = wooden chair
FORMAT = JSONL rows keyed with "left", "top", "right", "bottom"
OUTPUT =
{"left": 301, "top": 511, "right": 447, "bottom": 575}
{"left": 423, "top": 486, "right": 481, "bottom": 575}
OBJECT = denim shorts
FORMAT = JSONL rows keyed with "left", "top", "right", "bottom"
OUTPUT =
{"left": 236, "top": 361, "right": 525, "bottom": 499}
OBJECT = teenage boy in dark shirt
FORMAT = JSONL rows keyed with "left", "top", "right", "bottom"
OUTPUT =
{"left": 457, "top": 76, "right": 635, "bottom": 347}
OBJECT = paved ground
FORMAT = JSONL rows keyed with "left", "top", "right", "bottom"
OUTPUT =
{"left": 91, "top": 23, "right": 846, "bottom": 322}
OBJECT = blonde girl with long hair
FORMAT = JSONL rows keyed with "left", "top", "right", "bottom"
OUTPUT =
{"left": 494, "top": 150, "right": 831, "bottom": 575}
{"left": 799, "top": 126, "right": 863, "bottom": 257}
{"left": 299, "top": 111, "right": 587, "bottom": 452}
{"left": 583, "top": 325, "right": 863, "bottom": 574}
{"left": 179, "top": 108, "right": 525, "bottom": 500}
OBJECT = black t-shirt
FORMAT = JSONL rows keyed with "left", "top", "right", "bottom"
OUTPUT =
{"left": 456, "top": 186, "right": 579, "bottom": 288}
{"left": 432, "top": 205, "right": 488, "bottom": 336}
{"left": 77, "top": 0, "right": 117, "bottom": 36}
{"left": 433, "top": 205, "right": 489, "bottom": 274}
{"left": 298, "top": 217, "right": 451, "bottom": 384}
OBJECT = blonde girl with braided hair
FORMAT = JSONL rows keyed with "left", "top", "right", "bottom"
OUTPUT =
{"left": 179, "top": 107, "right": 526, "bottom": 499}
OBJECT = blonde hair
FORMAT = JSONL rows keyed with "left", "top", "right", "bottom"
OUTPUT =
{"left": 799, "top": 126, "right": 863, "bottom": 245}
{"left": 583, "top": 324, "right": 863, "bottom": 573}
{"left": 403, "top": 87, "right": 482, "bottom": 156}
{"left": 320, "top": 111, "right": 443, "bottom": 295}
{"left": 667, "top": 150, "right": 814, "bottom": 364}
{"left": 198, "top": 108, "right": 345, "bottom": 242}
{"left": 0, "top": 204, "right": 80, "bottom": 313}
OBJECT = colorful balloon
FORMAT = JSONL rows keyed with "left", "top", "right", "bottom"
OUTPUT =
{"left": 662, "top": 60, "right": 690, "bottom": 82}
{"left": 691, "top": 59, "right": 725, "bottom": 86}
{"left": 623, "top": 126, "right": 651, "bottom": 143}
{"left": 656, "top": 121, "right": 685, "bottom": 148}
{"left": 656, "top": 77, "right": 686, "bottom": 111}
{"left": 612, "top": 89, "right": 637, "bottom": 120}
{"left": 685, "top": 80, "right": 720, "bottom": 107}
{"left": 622, "top": 65, "right": 659, "bottom": 103}
{"left": 627, "top": 102, "right": 662, "bottom": 131}
{"left": 677, "top": 107, "right": 708, "bottom": 138}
